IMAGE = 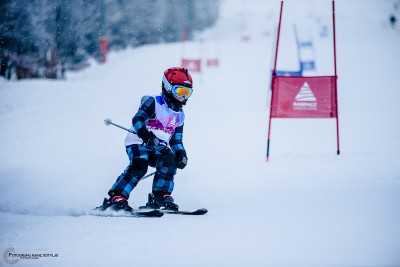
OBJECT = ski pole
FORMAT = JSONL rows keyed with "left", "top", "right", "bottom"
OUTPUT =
{"left": 104, "top": 118, "right": 136, "bottom": 134}
{"left": 141, "top": 171, "right": 156, "bottom": 180}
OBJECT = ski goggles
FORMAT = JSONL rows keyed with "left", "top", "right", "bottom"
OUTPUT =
{"left": 163, "top": 75, "right": 193, "bottom": 101}
{"left": 171, "top": 85, "right": 193, "bottom": 101}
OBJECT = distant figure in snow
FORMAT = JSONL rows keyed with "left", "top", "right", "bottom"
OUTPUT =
{"left": 389, "top": 14, "right": 397, "bottom": 27}
{"left": 98, "top": 67, "right": 193, "bottom": 212}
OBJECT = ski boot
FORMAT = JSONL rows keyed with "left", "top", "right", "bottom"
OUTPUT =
{"left": 140, "top": 193, "right": 179, "bottom": 211}
{"left": 161, "top": 194, "right": 180, "bottom": 211}
{"left": 97, "top": 195, "right": 133, "bottom": 212}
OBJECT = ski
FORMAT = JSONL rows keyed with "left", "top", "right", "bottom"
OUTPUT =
{"left": 90, "top": 208, "right": 164, "bottom": 218}
{"left": 139, "top": 193, "right": 207, "bottom": 215}
{"left": 131, "top": 209, "right": 164, "bottom": 217}
{"left": 161, "top": 208, "right": 208, "bottom": 215}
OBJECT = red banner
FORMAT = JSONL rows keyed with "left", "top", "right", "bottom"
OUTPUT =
{"left": 206, "top": 59, "right": 219, "bottom": 67}
{"left": 270, "top": 76, "right": 337, "bottom": 118}
{"left": 181, "top": 58, "right": 201, "bottom": 73}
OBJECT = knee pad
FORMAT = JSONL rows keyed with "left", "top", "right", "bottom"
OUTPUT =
{"left": 126, "top": 158, "right": 148, "bottom": 178}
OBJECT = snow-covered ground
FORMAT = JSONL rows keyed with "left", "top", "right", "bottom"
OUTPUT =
{"left": 1, "top": 0, "right": 400, "bottom": 266}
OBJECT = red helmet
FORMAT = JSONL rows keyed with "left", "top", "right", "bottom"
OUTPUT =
{"left": 162, "top": 67, "right": 193, "bottom": 104}
{"left": 162, "top": 67, "right": 193, "bottom": 89}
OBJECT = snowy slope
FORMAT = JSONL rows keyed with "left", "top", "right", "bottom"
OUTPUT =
{"left": 1, "top": 0, "right": 400, "bottom": 266}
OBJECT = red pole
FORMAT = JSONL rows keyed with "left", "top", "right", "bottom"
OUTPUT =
{"left": 332, "top": 0, "right": 340, "bottom": 155}
{"left": 272, "top": 1, "right": 284, "bottom": 75}
{"left": 266, "top": 1, "right": 284, "bottom": 162}
{"left": 266, "top": 83, "right": 274, "bottom": 162}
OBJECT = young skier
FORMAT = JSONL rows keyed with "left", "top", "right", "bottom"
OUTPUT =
{"left": 98, "top": 67, "right": 193, "bottom": 212}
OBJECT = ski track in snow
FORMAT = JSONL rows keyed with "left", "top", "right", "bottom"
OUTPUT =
{"left": 1, "top": 0, "right": 400, "bottom": 266}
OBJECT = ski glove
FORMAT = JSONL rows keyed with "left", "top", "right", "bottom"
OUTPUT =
{"left": 175, "top": 150, "right": 188, "bottom": 169}
{"left": 138, "top": 128, "right": 160, "bottom": 147}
